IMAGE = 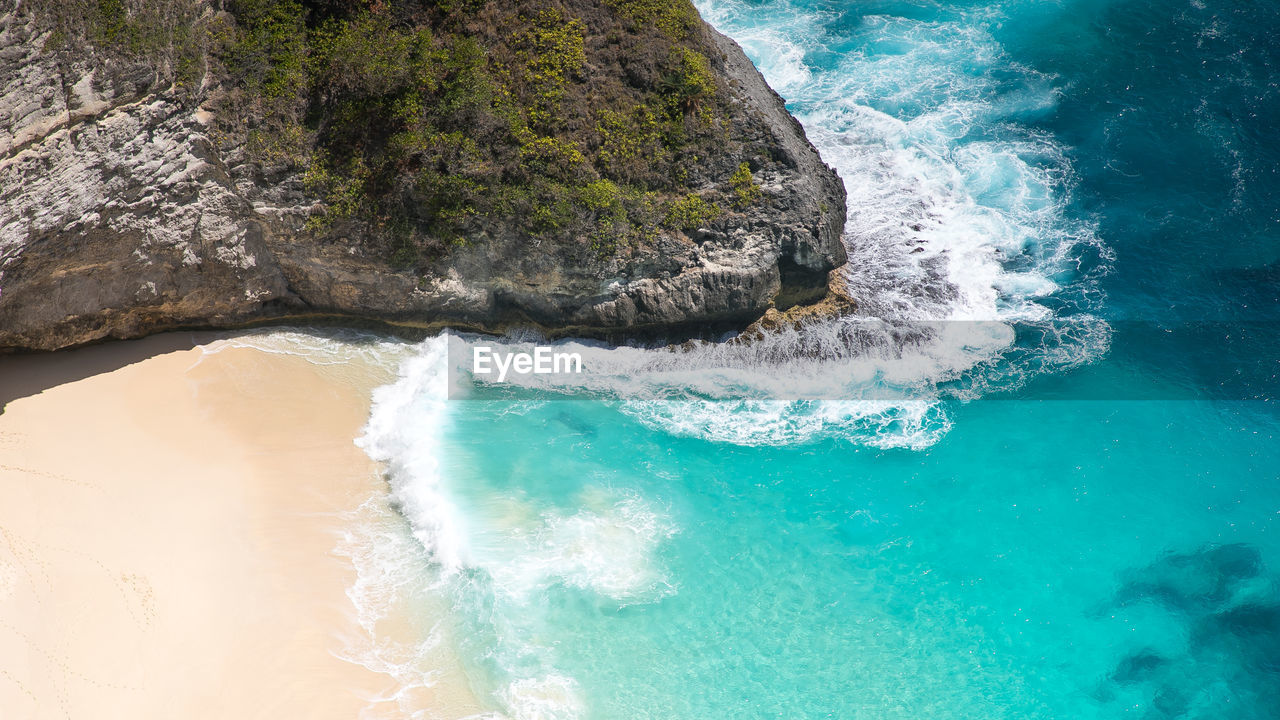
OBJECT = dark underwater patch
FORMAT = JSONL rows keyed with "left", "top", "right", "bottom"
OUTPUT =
{"left": 1101, "top": 543, "right": 1280, "bottom": 719}
{"left": 1109, "top": 650, "right": 1165, "bottom": 685}
{"left": 553, "top": 410, "right": 599, "bottom": 438}
{"left": 1194, "top": 603, "right": 1280, "bottom": 676}
{"left": 1115, "top": 543, "right": 1261, "bottom": 614}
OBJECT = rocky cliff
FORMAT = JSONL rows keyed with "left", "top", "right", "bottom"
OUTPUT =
{"left": 0, "top": 0, "right": 846, "bottom": 351}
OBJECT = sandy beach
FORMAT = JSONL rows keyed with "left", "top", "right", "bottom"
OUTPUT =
{"left": 0, "top": 334, "right": 482, "bottom": 719}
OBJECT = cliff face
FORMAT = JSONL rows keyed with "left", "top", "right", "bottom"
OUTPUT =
{"left": 0, "top": 1, "right": 846, "bottom": 351}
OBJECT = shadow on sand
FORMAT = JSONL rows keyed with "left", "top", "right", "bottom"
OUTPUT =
{"left": 0, "top": 332, "right": 219, "bottom": 414}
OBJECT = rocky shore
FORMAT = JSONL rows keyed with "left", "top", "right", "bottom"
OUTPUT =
{"left": 0, "top": 1, "right": 847, "bottom": 351}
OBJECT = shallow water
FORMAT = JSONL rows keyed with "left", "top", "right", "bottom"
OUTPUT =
{"left": 249, "top": 0, "right": 1280, "bottom": 716}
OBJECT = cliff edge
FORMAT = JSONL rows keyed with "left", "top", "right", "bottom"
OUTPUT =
{"left": 0, "top": 0, "right": 846, "bottom": 351}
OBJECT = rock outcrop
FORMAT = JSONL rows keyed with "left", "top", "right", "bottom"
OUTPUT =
{"left": 0, "top": 1, "right": 846, "bottom": 351}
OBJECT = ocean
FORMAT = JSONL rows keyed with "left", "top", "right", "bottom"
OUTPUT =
{"left": 222, "top": 1, "right": 1280, "bottom": 717}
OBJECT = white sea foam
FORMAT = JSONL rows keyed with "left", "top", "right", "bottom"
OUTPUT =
{"left": 350, "top": 336, "right": 680, "bottom": 720}
{"left": 358, "top": 336, "right": 471, "bottom": 574}
{"left": 333, "top": 497, "right": 471, "bottom": 720}
{"left": 477, "top": 491, "right": 677, "bottom": 604}
{"left": 497, "top": 675, "right": 584, "bottom": 720}
{"left": 688, "top": 0, "right": 1111, "bottom": 431}
{"left": 198, "top": 326, "right": 415, "bottom": 367}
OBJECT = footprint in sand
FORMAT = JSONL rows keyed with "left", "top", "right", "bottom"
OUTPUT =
{"left": 0, "top": 462, "right": 100, "bottom": 491}
{"left": 0, "top": 526, "right": 54, "bottom": 593}
{"left": 0, "top": 558, "right": 15, "bottom": 601}
{"left": 119, "top": 572, "right": 157, "bottom": 627}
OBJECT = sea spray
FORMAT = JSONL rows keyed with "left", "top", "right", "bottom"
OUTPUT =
{"left": 358, "top": 337, "right": 471, "bottom": 575}
{"left": 696, "top": 0, "right": 1112, "bottom": 393}
{"left": 353, "top": 336, "right": 680, "bottom": 719}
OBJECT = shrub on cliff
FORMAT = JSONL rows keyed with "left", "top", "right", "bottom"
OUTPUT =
{"left": 22, "top": 0, "right": 772, "bottom": 268}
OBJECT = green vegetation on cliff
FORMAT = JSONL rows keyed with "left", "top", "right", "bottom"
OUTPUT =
{"left": 28, "top": 0, "right": 767, "bottom": 266}
{"left": 37, "top": 0, "right": 207, "bottom": 92}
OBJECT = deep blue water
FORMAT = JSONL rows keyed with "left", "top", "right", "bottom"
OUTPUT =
{"left": 997, "top": 0, "right": 1280, "bottom": 401}
{"left": 347, "top": 1, "right": 1280, "bottom": 717}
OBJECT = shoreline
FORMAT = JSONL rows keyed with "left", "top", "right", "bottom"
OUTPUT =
{"left": 0, "top": 333, "right": 485, "bottom": 719}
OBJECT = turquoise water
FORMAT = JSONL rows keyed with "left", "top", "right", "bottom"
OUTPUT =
{"left": 350, "top": 1, "right": 1280, "bottom": 717}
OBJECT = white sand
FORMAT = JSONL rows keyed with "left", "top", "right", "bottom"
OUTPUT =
{"left": 0, "top": 335, "right": 486, "bottom": 719}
